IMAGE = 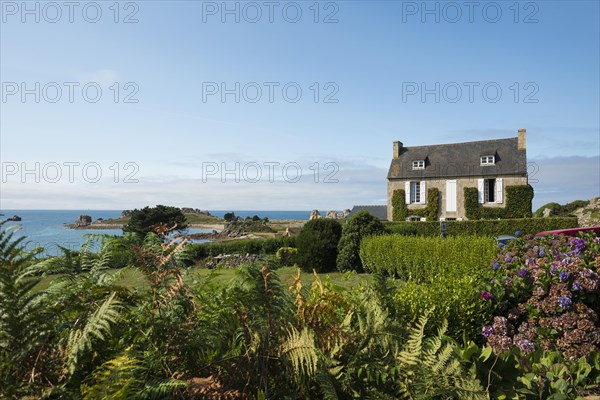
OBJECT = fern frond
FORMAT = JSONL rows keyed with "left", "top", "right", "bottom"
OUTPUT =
{"left": 280, "top": 326, "right": 319, "bottom": 379}
{"left": 66, "top": 292, "right": 121, "bottom": 375}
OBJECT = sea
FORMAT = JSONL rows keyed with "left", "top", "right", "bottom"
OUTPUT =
{"left": 0, "top": 210, "right": 310, "bottom": 256}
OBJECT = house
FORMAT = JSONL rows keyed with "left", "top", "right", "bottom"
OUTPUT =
{"left": 347, "top": 205, "right": 388, "bottom": 220}
{"left": 387, "top": 129, "right": 530, "bottom": 221}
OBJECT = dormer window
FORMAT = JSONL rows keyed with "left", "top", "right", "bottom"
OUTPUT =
{"left": 412, "top": 160, "right": 425, "bottom": 170}
{"left": 480, "top": 155, "right": 495, "bottom": 165}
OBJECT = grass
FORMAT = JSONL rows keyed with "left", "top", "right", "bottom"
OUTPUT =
{"left": 33, "top": 265, "right": 372, "bottom": 292}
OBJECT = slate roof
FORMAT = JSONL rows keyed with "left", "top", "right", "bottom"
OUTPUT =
{"left": 387, "top": 137, "right": 527, "bottom": 180}
{"left": 348, "top": 205, "right": 388, "bottom": 220}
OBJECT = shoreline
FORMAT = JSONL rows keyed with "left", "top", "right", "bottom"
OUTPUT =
{"left": 66, "top": 223, "right": 226, "bottom": 230}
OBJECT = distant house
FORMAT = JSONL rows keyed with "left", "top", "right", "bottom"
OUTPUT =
{"left": 348, "top": 205, "right": 388, "bottom": 220}
{"left": 387, "top": 129, "right": 530, "bottom": 221}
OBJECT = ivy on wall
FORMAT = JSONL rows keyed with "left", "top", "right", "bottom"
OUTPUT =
{"left": 392, "top": 188, "right": 439, "bottom": 221}
{"left": 465, "top": 184, "right": 533, "bottom": 220}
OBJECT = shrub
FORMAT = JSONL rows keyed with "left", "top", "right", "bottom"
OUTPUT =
{"left": 336, "top": 210, "right": 385, "bottom": 272}
{"left": 360, "top": 234, "right": 497, "bottom": 282}
{"left": 296, "top": 219, "right": 342, "bottom": 273}
{"left": 534, "top": 199, "right": 590, "bottom": 218}
{"left": 482, "top": 233, "right": 600, "bottom": 360}
{"left": 276, "top": 247, "right": 298, "bottom": 267}
{"left": 185, "top": 236, "right": 296, "bottom": 263}
{"left": 383, "top": 217, "right": 578, "bottom": 237}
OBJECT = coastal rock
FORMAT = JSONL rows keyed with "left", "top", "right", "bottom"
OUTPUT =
{"left": 73, "top": 215, "right": 92, "bottom": 227}
{"left": 309, "top": 210, "right": 321, "bottom": 220}
{"left": 7, "top": 215, "right": 22, "bottom": 221}
{"left": 181, "top": 207, "right": 211, "bottom": 215}
{"left": 325, "top": 210, "right": 338, "bottom": 219}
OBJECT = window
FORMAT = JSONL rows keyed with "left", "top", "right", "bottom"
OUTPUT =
{"left": 478, "top": 178, "right": 503, "bottom": 204}
{"left": 481, "top": 155, "right": 495, "bottom": 165}
{"left": 405, "top": 181, "right": 426, "bottom": 205}
{"left": 412, "top": 160, "right": 425, "bottom": 170}
{"left": 484, "top": 179, "right": 496, "bottom": 203}
{"left": 410, "top": 181, "right": 421, "bottom": 203}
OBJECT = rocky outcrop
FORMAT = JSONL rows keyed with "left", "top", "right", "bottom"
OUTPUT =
{"left": 73, "top": 215, "right": 92, "bottom": 227}
{"left": 325, "top": 210, "right": 337, "bottom": 219}
{"left": 573, "top": 198, "right": 600, "bottom": 227}
{"left": 181, "top": 208, "right": 211, "bottom": 215}
{"left": 7, "top": 215, "right": 21, "bottom": 221}
{"left": 309, "top": 210, "right": 321, "bottom": 220}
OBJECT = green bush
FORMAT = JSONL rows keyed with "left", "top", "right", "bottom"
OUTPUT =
{"left": 186, "top": 236, "right": 296, "bottom": 262}
{"left": 360, "top": 235, "right": 497, "bottom": 282}
{"left": 361, "top": 234, "right": 498, "bottom": 340}
{"left": 296, "top": 219, "right": 342, "bottom": 273}
{"left": 533, "top": 199, "right": 590, "bottom": 218}
{"left": 275, "top": 247, "right": 298, "bottom": 267}
{"left": 336, "top": 210, "right": 385, "bottom": 272}
{"left": 383, "top": 217, "right": 578, "bottom": 237}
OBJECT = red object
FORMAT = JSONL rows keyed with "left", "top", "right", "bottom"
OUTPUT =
{"left": 535, "top": 226, "right": 600, "bottom": 237}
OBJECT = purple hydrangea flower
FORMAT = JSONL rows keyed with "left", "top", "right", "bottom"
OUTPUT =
{"left": 482, "top": 325, "right": 494, "bottom": 338}
{"left": 498, "top": 242, "right": 505, "bottom": 249}
{"left": 504, "top": 255, "right": 512, "bottom": 263}
{"left": 515, "top": 230, "right": 521, "bottom": 237}
{"left": 539, "top": 249, "right": 546, "bottom": 257}
{"left": 493, "top": 262, "right": 501, "bottom": 270}
{"left": 550, "top": 265, "right": 558, "bottom": 276}
{"left": 518, "top": 339, "right": 535, "bottom": 354}
{"left": 559, "top": 271, "right": 570, "bottom": 282}
{"left": 572, "top": 281, "right": 583, "bottom": 291}
{"left": 571, "top": 237, "right": 586, "bottom": 252}
{"left": 558, "top": 296, "right": 572, "bottom": 309}
{"left": 505, "top": 279, "right": 512, "bottom": 286}
{"left": 480, "top": 291, "right": 493, "bottom": 300}
{"left": 517, "top": 268, "right": 529, "bottom": 277}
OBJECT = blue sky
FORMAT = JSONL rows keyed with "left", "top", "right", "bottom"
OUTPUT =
{"left": 1, "top": 0, "right": 599, "bottom": 211}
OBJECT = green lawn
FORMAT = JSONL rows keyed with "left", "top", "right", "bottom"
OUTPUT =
{"left": 34, "top": 265, "right": 372, "bottom": 292}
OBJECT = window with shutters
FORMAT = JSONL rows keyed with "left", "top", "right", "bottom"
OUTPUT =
{"left": 484, "top": 179, "right": 496, "bottom": 203}
{"left": 410, "top": 181, "right": 421, "bottom": 203}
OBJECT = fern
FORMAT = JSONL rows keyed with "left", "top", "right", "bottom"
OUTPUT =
{"left": 66, "top": 292, "right": 121, "bottom": 376}
{"left": 0, "top": 222, "right": 52, "bottom": 396}
{"left": 280, "top": 326, "right": 319, "bottom": 379}
{"left": 396, "top": 311, "right": 486, "bottom": 399}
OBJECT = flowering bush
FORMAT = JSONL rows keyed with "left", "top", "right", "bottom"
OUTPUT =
{"left": 483, "top": 233, "right": 600, "bottom": 360}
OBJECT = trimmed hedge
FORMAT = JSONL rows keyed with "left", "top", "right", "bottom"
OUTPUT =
{"left": 384, "top": 217, "right": 578, "bottom": 237}
{"left": 186, "top": 236, "right": 296, "bottom": 261}
{"left": 465, "top": 184, "right": 534, "bottom": 220}
{"left": 391, "top": 188, "right": 439, "bottom": 221}
{"left": 360, "top": 234, "right": 498, "bottom": 340}
{"left": 360, "top": 234, "right": 497, "bottom": 282}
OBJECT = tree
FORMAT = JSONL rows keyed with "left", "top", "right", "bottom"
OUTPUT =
{"left": 296, "top": 219, "right": 342, "bottom": 273}
{"left": 223, "top": 212, "right": 236, "bottom": 222}
{"left": 123, "top": 205, "right": 187, "bottom": 237}
{"left": 337, "top": 210, "right": 385, "bottom": 272}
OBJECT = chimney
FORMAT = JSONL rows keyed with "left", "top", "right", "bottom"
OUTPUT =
{"left": 393, "top": 141, "right": 403, "bottom": 159}
{"left": 518, "top": 129, "right": 526, "bottom": 150}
